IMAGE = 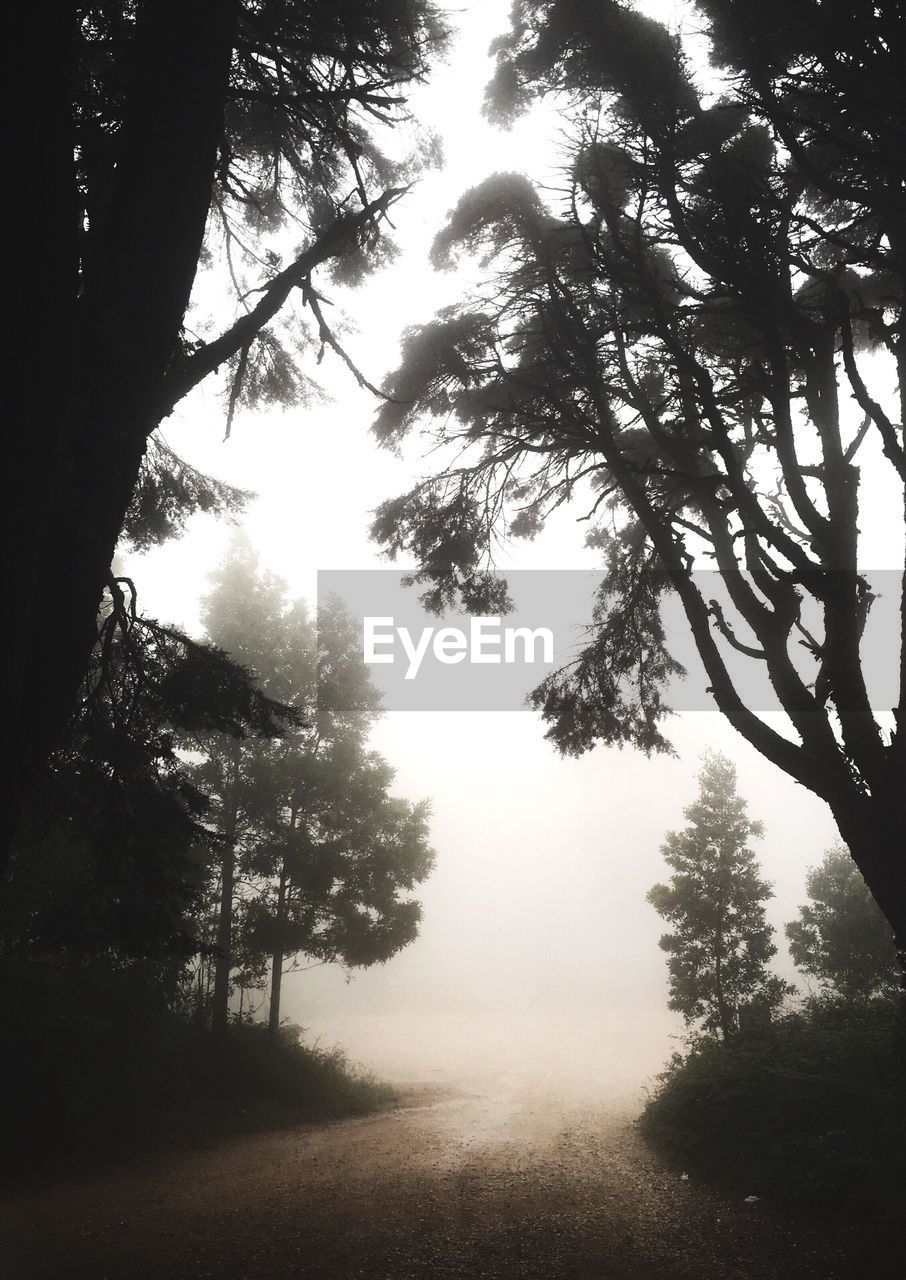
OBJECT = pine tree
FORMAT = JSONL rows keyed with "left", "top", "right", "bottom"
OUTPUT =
{"left": 648, "top": 753, "right": 790, "bottom": 1038}
{"left": 193, "top": 539, "right": 434, "bottom": 1035}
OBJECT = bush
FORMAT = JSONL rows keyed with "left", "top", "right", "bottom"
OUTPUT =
{"left": 640, "top": 1000, "right": 906, "bottom": 1220}
{"left": 3, "top": 960, "right": 396, "bottom": 1180}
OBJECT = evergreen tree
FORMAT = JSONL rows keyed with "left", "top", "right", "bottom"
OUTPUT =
{"left": 194, "top": 540, "right": 434, "bottom": 1035}
{"left": 648, "top": 753, "right": 790, "bottom": 1038}
{"left": 369, "top": 0, "right": 906, "bottom": 955}
{"left": 786, "top": 846, "right": 901, "bottom": 1003}
{"left": 0, "top": 574, "right": 291, "bottom": 1082}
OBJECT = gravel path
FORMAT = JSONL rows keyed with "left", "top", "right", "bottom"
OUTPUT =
{"left": 0, "top": 1076, "right": 868, "bottom": 1279}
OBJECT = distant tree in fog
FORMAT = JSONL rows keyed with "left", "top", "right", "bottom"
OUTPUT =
{"left": 194, "top": 539, "right": 434, "bottom": 1037}
{"left": 648, "top": 753, "right": 791, "bottom": 1038}
{"left": 786, "top": 845, "right": 901, "bottom": 1004}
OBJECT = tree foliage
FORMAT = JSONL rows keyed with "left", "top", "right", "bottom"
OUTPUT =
{"left": 786, "top": 844, "right": 901, "bottom": 1003}
{"left": 1, "top": 578, "right": 289, "bottom": 968}
{"left": 5, "top": 0, "right": 446, "bottom": 868}
{"left": 191, "top": 540, "right": 434, "bottom": 1033}
{"left": 121, "top": 437, "right": 252, "bottom": 552}
{"left": 371, "top": 0, "right": 906, "bottom": 946}
{"left": 648, "top": 753, "right": 790, "bottom": 1037}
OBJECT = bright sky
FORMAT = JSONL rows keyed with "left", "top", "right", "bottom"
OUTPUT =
{"left": 130, "top": 2, "right": 880, "bottom": 1092}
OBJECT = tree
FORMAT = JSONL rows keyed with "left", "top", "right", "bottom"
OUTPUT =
{"left": 193, "top": 540, "right": 433, "bottom": 1035}
{"left": 0, "top": 577, "right": 288, "bottom": 983}
{"left": 370, "top": 0, "right": 906, "bottom": 955}
{"left": 243, "top": 737, "right": 433, "bottom": 1038}
{"left": 648, "top": 753, "right": 789, "bottom": 1038}
{"left": 786, "top": 845, "right": 901, "bottom": 1003}
{"left": 4, "top": 0, "right": 446, "bottom": 870}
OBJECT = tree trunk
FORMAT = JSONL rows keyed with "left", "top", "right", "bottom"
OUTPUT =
{"left": 713, "top": 938, "right": 735, "bottom": 1040}
{"left": 2, "top": 0, "right": 239, "bottom": 878}
{"left": 4, "top": 3, "right": 78, "bottom": 870}
{"left": 268, "top": 865, "right": 289, "bottom": 1040}
{"left": 712, "top": 876, "right": 735, "bottom": 1039}
{"left": 211, "top": 843, "right": 235, "bottom": 1038}
{"left": 212, "top": 745, "right": 241, "bottom": 1036}
{"left": 834, "top": 791, "right": 906, "bottom": 973}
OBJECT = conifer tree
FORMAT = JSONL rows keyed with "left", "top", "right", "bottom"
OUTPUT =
{"left": 648, "top": 753, "right": 790, "bottom": 1038}
{"left": 194, "top": 539, "right": 434, "bottom": 1035}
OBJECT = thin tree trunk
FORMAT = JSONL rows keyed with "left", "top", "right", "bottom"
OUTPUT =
{"left": 268, "top": 864, "right": 288, "bottom": 1040}
{"left": 713, "top": 904, "right": 735, "bottom": 1039}
{"left": 212, "top": 744, "right": 241, "bottom": 1036}
{"left": 211, "top": 845, "right": 236, "bottom": 1037}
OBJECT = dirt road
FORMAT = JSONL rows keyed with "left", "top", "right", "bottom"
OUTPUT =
{"left": 0, "top": 1076, "right": 869, "bottom": 1279}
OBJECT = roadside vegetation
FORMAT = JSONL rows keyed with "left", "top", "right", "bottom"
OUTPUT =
{"left": 641, "top": 759, "right": 905, "bottom": 1237}
{"left": 6, "top": 994, "right": 396, "bottom": 1182}
{"left": 1, "top": 540, "right": 429, "bottom": 1181}
{"left": 641, "top": 1000, "right": 904, "bottom": 1220}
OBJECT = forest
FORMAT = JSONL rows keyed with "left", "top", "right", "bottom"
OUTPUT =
{"left": 2, "top": 2, "right": 904, "bottom": 1277}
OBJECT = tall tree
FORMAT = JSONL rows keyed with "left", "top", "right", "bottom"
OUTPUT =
{"left": 786, "top": 845, "right": 901, "bottom": 1003}
{"left": 4, "top": 0, "right": 446, "bottom": 870}
{"left": 194, "top": 541, "right": 433, "bottom": 1035}
{"left": 648, "top": 753, "right": 789, "bottom": 1038}
{"left": 370, "top": 0, "right": 906, "bottom": 954}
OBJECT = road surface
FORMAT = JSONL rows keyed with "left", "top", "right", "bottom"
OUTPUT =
{"left": 0, "top": 1076, "right": 871, "bottom": 1279}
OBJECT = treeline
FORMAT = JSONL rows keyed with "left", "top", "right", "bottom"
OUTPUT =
{"left": 1, "top": 537, "right": 433, "bottom": 1174}
{"left": 642, "top": 754, "right": 904, "bottom": 1238}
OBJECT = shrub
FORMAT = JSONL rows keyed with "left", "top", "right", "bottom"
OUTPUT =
{"left": 640, "top": 1000, "right": 906, "bottom": 1219}
{"left": 3, "top": 964, "right": 396, "bottom": 1180}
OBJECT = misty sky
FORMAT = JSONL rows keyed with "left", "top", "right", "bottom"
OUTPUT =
{"left": 129, "top": 1, "right": 891, "bottom": 1092}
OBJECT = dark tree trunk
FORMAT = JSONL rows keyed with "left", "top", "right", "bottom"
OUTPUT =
{"left": 268, "top": 865, "right": 289, "bottom": 1040}
{"left": 2, "top": 0, "right": 239, "bottom": 878}
{"left": 713, "top": 935, "right": 735, "bottom": 1040}
{"left": 212, "top": 745, "right": 241, "bottom": 1036}
{"left": 211, "top": 842, "right": 236, "bottom": 1038}
{"left": 834, "top": 791, "right": 906, "bottom": 968}
{"left": 4, "top": 4, "right": 79, "bottom": 866}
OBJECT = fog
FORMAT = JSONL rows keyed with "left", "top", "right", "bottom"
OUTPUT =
{"left": 278, "top": 712, "right": 838, "bottom": 1096}
{"left": 128, "top": 0, "right": 881, "bottom": 1102}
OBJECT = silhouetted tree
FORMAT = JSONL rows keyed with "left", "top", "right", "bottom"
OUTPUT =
{"left": 194, "top": 540, "right": 433, "bottom": 1035}
{"left": 648, "top": 753, "right": 790, "bottom": 1038}
{"left": 245, "top": 738, "right": 434, "bottom": 1039}
{"left": 5, "top": 0, "right": 446, "bottom": 871}
{"left": 786, "top": 845, "right": 901, "bottom": 1003}
{"left": 0, "top": 577, "right": 289, "bottom": 978}
{"left": 371, "top": 0, "right": 906, "bottom": 956}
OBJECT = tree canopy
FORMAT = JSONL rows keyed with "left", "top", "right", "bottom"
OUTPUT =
{"left": 370, "top": 0, "right": 906, "bottom": 951}
{"left": 191, "top": 540, "right": 434, "bottom": 1034}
